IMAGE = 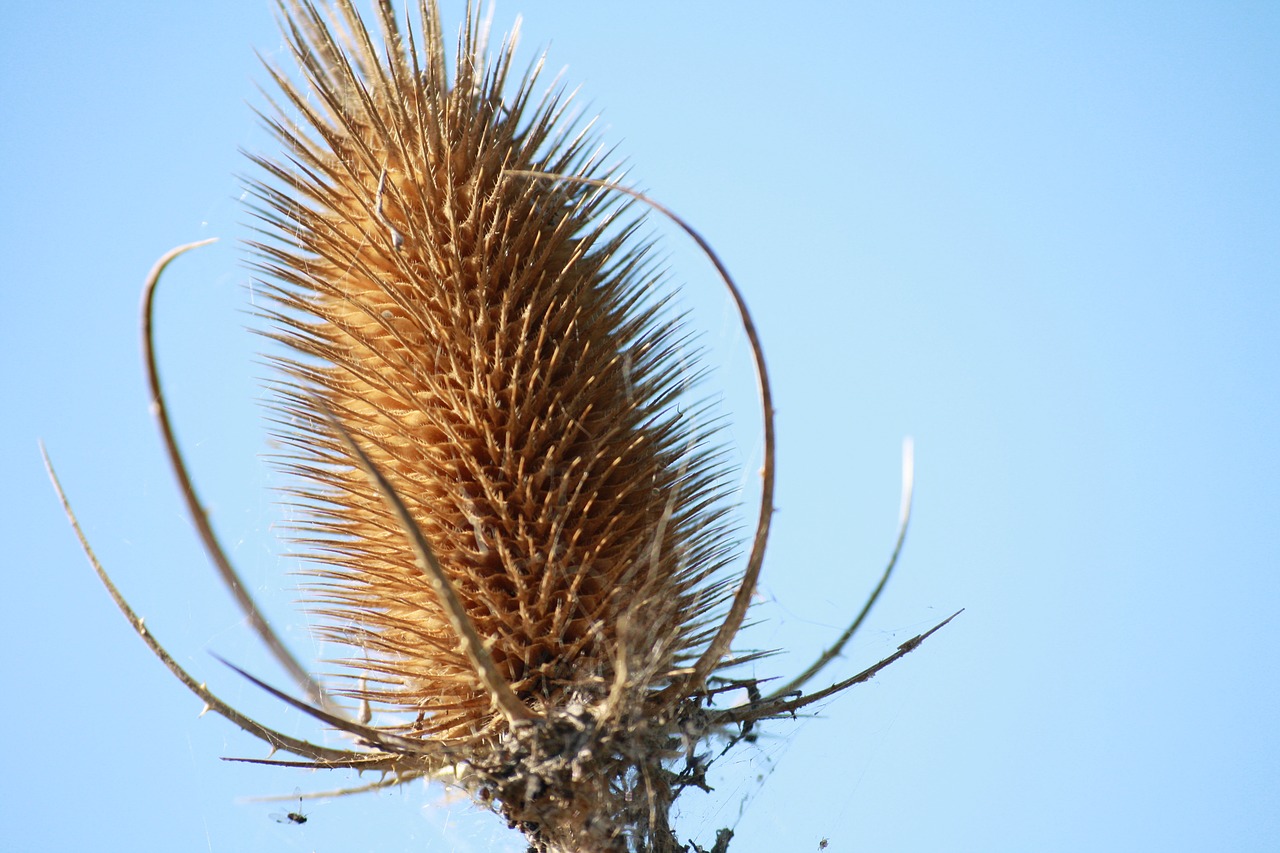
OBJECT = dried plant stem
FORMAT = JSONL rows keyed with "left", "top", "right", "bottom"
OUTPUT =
{"left": 140, "top": 239, "right": 331, "bottom": 711}
{"left": 41, "top": 444, "right": 372, "bottom": 767}
{"left": 718, "top": 608, "right": 963, "bottom": 724}
{"left": 768, "top": 437, "right": 916, "bottom": 700}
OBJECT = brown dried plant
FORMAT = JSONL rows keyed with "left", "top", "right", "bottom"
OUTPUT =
{"left": 43, "top": 2, "right": 957, "bottom": 851}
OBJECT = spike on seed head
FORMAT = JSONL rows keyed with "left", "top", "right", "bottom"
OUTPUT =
{"left": 249, "top": 0, "right": 739, "bottom": 755}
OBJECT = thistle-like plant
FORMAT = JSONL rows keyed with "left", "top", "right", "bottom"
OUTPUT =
{"left": 44, "top": 2, "right": 956, "bottom": 851}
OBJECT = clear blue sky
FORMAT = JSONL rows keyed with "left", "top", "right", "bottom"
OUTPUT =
{"left": 3, "top": 2, "right": 1277, "bottom": 851}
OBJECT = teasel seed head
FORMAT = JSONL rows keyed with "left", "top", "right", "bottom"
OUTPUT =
{"left": 249, "top": 0, "right": 739, "bottom": 819}
{"left": 40, "top": 3, "right": 954, "bottom": 850}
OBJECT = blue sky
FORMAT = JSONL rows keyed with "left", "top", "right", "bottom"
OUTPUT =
{"left": 3, "top": 2, "right": 1277, "bottom": 851}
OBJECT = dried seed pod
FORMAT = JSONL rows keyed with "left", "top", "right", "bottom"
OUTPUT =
{"left": 255, "top": 2, "right": 756, "bottom": 847}
{"left": 44, "top": 2, "right": 957, "bottom": 851}
{"left": 251, "top": 0, "right": 739, "bottom": 749}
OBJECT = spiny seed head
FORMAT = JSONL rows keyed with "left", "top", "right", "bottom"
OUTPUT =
{"left": 41, "top": 1, "right": 943, "bottom": 849}
{"left": 249, "top": 0, "right": 738, "bottom": 777}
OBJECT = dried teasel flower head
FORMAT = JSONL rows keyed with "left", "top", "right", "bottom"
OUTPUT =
{"left": 254, "top": 0, "right": 735, "bottom": 738}
{"left": 43, "top": 2, "right": 958, "bottom": 851}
